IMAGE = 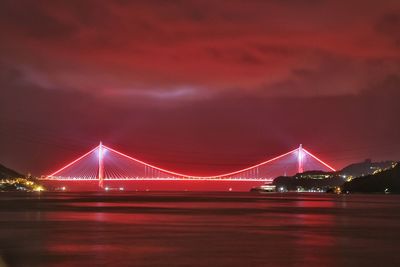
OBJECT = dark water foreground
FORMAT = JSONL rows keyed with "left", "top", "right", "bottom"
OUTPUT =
{"left": 1, "top": 192, "right": 400, "bottom": 267}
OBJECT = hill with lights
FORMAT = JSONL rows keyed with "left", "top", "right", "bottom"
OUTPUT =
{"left": 342, "top": 163, "right": 400, "bottom": 193}
{"left": 0, "top": 164, "right": 44, "bottom": 192}
{"left": 340, "top": 159, "right": 395, "bottom": 178}
{"left": 271, "top": 160, "right": 397, "bottom": 192}
{"left": 0, "top": 164, "right": 23, "bottom": 179}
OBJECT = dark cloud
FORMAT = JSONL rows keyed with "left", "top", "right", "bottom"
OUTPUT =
{"left": 0, "top": 1, "right": 77, "bottom": 39}
{"left": 204, "top": 47, "right": 264, "bottom": 66}
{"left": 1, "top": 0, "right": 398, "bottom": 96}
{"left": 0, "top": 0, "right": 399, "bottom": 175}
{"left": 1, "top": 62, "right": 399, "bottom": 175}
{"left": 376, "top": 12, "right": 400, "bottom": 47}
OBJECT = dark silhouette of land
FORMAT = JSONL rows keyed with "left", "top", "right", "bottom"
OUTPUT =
{"left": 340, "top": 159, "right": 394, "bottom": 178}
{"left": 342, "top": 163, "right": 400, "bottom": 193}
{"left": 271, "top": 160, "right": 398, "bottom": 193}
{"left": 0, "top": 164, "right": 43, "bottom": 192}
{"left": 273, "top": 171, "right": 343, "bottom": 191}
{"left": 0, "top": 164, "right": 23, "bottom": 179}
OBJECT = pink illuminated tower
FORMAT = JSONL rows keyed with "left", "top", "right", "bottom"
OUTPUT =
{"left": 298, "top": 144, "right": 304, "bottom": 174}
{"left": 98, "top": 142, "right": 105, "bottom": 188}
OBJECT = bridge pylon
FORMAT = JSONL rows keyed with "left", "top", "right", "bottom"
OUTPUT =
{"left": 98, "top": 142, "right": 105, "bottom": 188}
{"left": 43, "top": 142, "right": 336, "bottom": 183}
{"left": 298, "top": 144, "right": 304, "bottom": 174}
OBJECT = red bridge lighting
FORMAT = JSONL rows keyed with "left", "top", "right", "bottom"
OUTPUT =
{"left": 43, "top": 142, "right": 336, "bottom": 187}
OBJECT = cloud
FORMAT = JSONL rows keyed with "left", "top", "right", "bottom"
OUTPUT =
{"left": 0, "top": 0, "right": 399, "bottom": 101}
{"left": 0, "top": 1, "right": 78, "bottom": 39}
{"left": 2, "top": 69, "right": 400, "bottom": 175}
{"left": 376, "top": 12, "right": 400, "bottom": 47}
{"left": 1, "top": 0, "right": 400, "bottom": 174}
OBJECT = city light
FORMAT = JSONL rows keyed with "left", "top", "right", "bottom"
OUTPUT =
{"left": 33, "top": 186, "right": 44, "bottom": 192}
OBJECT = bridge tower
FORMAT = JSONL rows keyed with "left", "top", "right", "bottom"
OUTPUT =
{"left": 98, "top": 142, "right": 105, "bottom": 188}
{"left": 298, "top": 144, "right": 304, "bottom": 174}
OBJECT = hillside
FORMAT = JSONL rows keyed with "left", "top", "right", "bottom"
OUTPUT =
{"left": 342, "top": 163, "right": 400, "bottom": 193}
{"left": 269, "top": 160, "right": 397, "bottom": 192}
{"left": 340, "top": 159, "right": 395, "bottom": 178}
{"left": 0, "top": 164, "right": 24, "bottom": 179}
{"left": 273, "top": 171, "right": 344, "bottom": 191}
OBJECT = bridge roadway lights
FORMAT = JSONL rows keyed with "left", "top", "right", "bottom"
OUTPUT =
{"left": 44, "top": 143, "right": 336, "bottom": 182}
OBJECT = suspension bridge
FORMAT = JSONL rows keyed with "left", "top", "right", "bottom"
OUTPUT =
{"left": 41, "top": 142, "right": 336, "bottom": 189}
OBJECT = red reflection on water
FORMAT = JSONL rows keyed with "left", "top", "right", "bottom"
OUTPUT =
{"left": 291, "top": 196, "right": 338, "bottom": 267}
{"left": 4, "top": 193, "right": 400, "bottom": 266}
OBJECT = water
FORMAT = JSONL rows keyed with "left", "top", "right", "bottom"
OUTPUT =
{"left": 1, "top": 192, "right": 400, "bottom": 267}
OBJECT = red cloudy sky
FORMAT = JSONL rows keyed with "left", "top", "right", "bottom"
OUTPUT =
{"left": 0, "top": 0, "right": 399, "bottom": 175}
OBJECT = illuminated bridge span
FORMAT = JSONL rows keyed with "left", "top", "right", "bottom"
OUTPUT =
{"left": 43, "top": 142, "right": 335, "bottom": 188}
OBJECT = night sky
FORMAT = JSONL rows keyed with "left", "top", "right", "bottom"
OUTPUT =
{"left": 0, "top": 0, "right": 399, "bottom": 176}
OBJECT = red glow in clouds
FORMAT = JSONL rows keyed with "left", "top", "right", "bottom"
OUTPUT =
{"left": 0, "top": 1, "right": 399, "bottom": 176}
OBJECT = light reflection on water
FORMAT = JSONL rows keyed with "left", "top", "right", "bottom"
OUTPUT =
{"left": 1, "top": 192, "right": 400, "bottom": 267}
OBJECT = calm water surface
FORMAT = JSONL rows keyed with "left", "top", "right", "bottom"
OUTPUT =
{"left": 1, "top": 192, "right": 400, "bottom": 267}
